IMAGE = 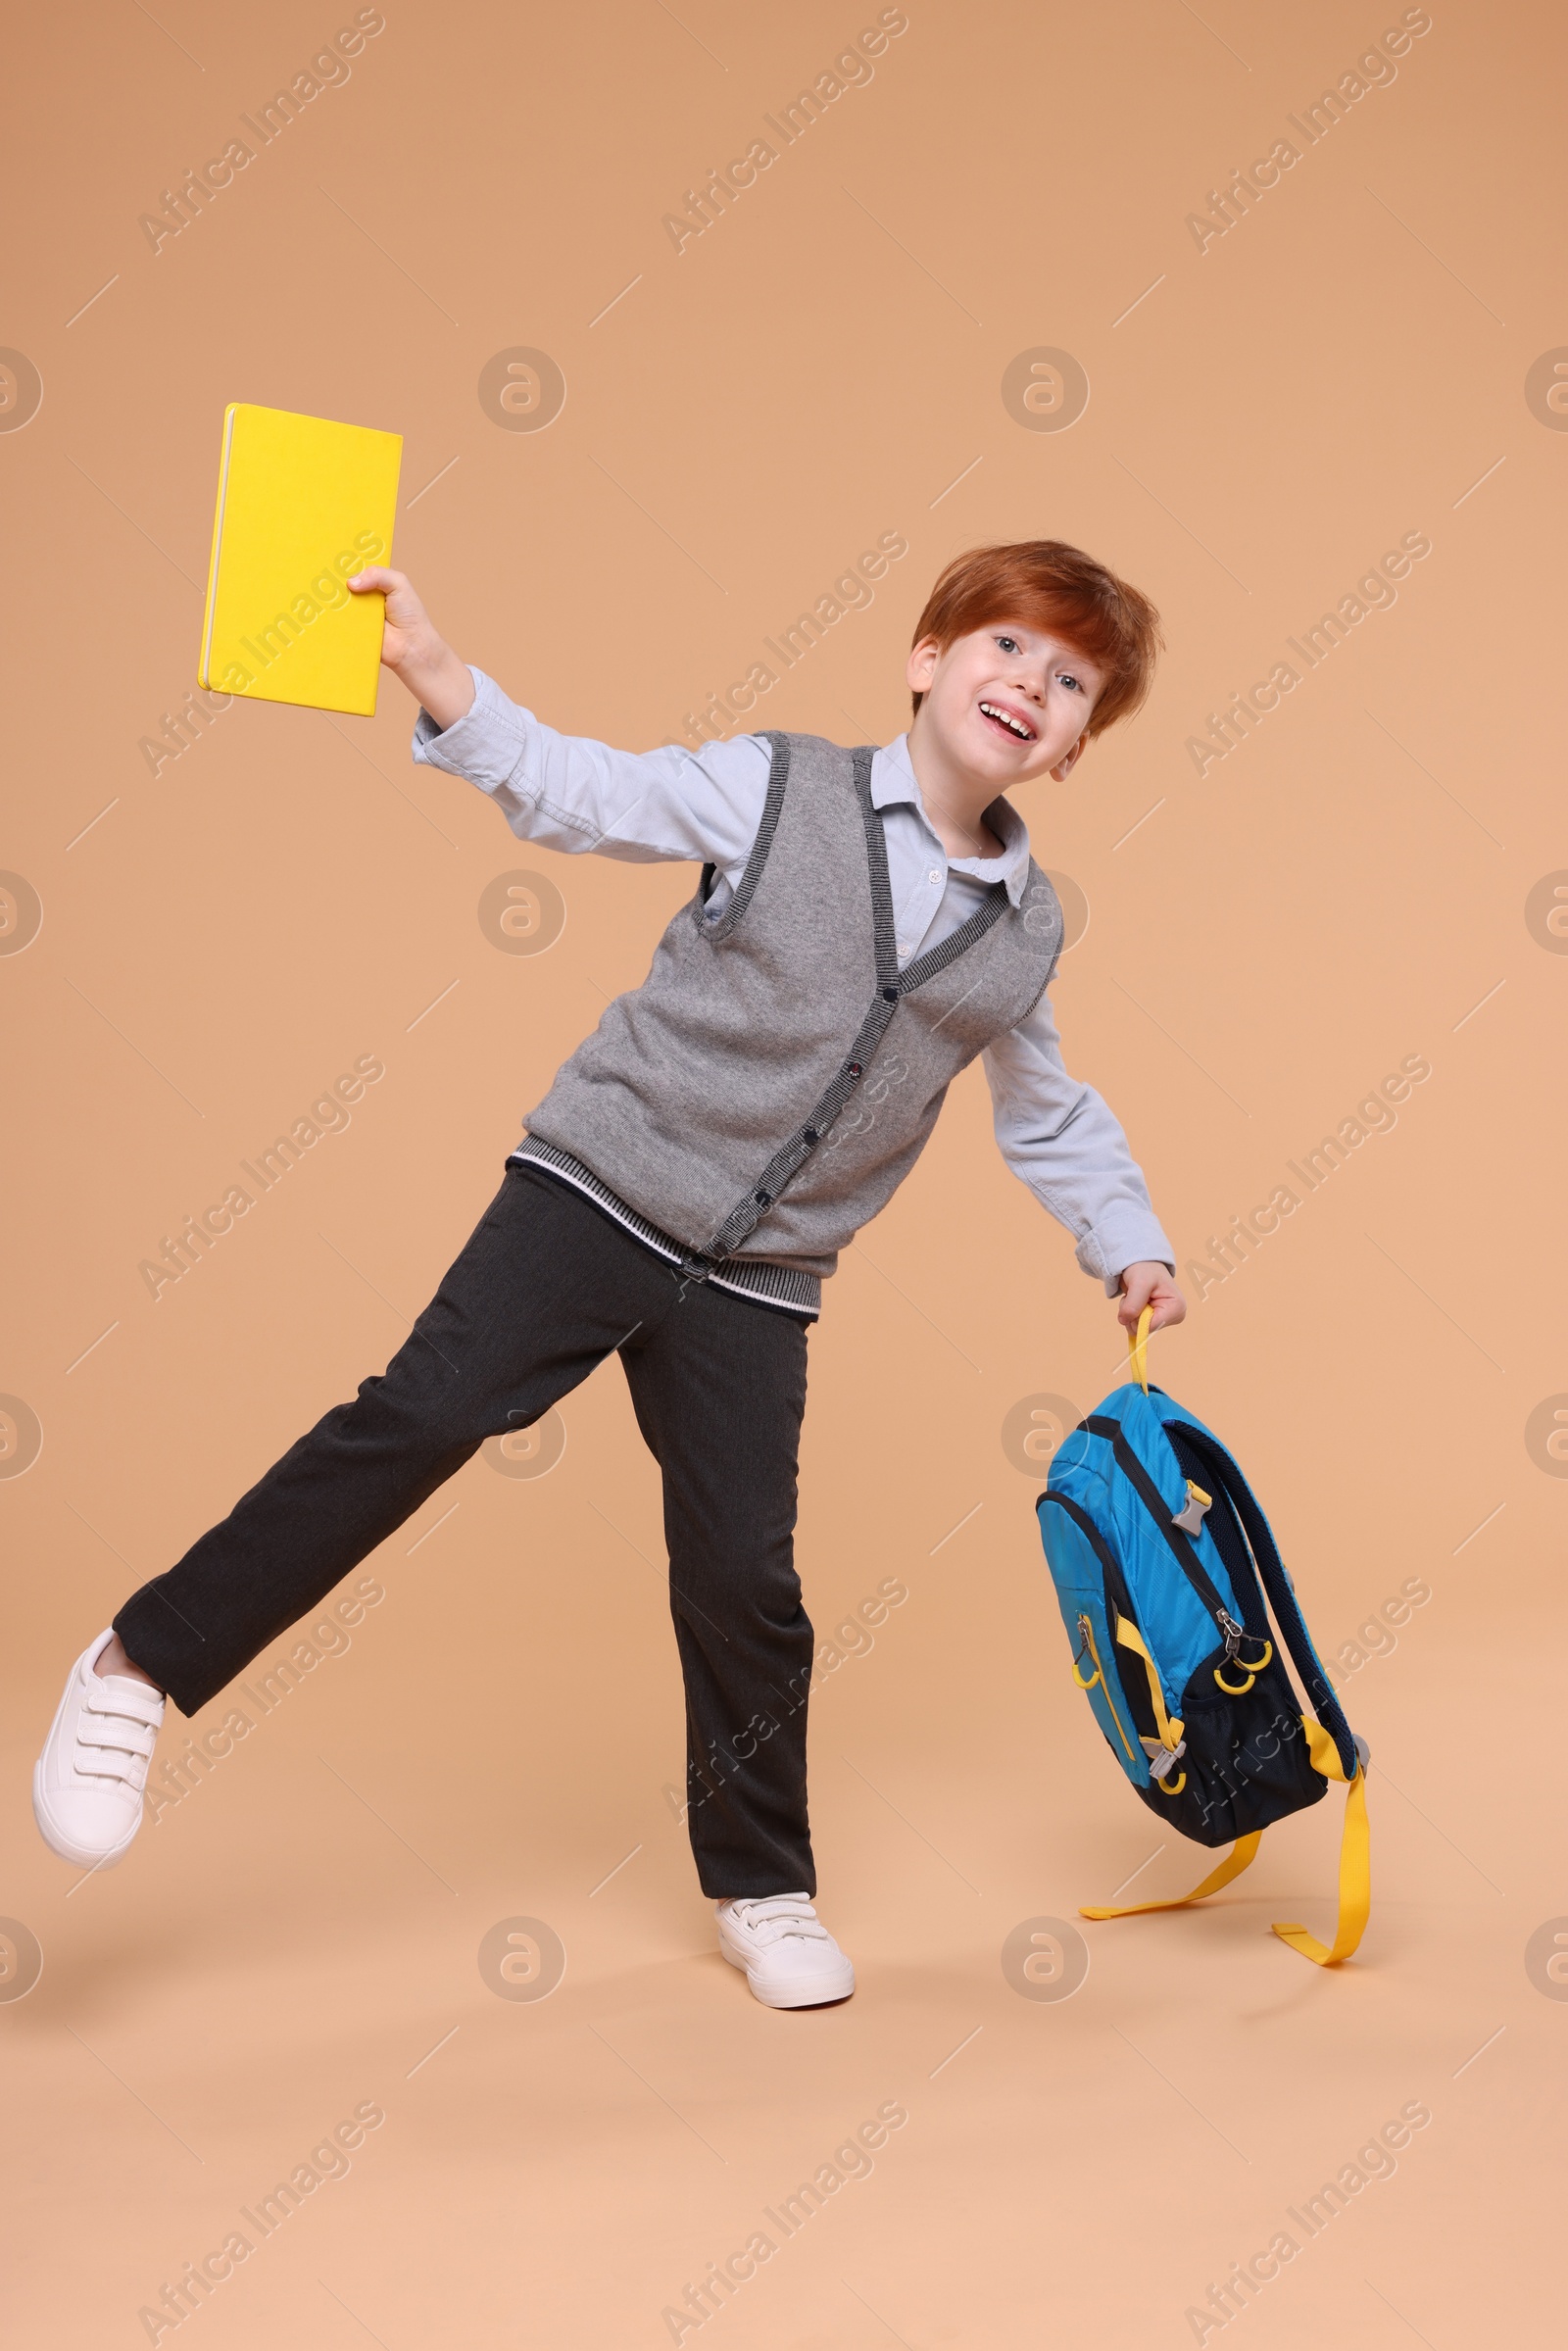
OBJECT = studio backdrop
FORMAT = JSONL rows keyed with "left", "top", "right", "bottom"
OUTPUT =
{"left": 3, "top": 2, "right": 1563, "bottom": 2345}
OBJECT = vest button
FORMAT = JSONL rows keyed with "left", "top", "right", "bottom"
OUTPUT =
{"left": 847, "top": 1062, "right": 861, "bottom": 1078}
{"left": 803, "top": 1128, "right": 817, "bottom": 1145}
{"left": 755, "top": 1190, "right": 771, "bottom": 1206}
{"left": 882, "top": 987, "right": 898, "bottom": 1001}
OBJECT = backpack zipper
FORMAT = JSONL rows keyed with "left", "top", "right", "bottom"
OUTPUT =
{"left": 1042, "top": 1490, "right": 1160, "bottom": 1774}
{"left": 1081, "top": 1417, "right": 1251, "bottom": 1659}
{"left": 1072, "top": 1612, "right": 1137, "bottom": 1764}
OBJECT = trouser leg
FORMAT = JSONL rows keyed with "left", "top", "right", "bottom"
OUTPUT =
{"left": 115, "top": 1166, "right": 672, "bottom": 1715}
{"left": 618, "top": 1280, "right": 816, "bottom": 1899}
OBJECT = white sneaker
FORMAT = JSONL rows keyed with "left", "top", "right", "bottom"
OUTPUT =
{"left": 715, "top": 1893, "right": 856, "bottom": 2008}
{"left": 33, "top": 1630, "right": 166, "bottom": 1868}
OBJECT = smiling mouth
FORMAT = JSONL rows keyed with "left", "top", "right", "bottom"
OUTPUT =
{"left": 978, "top": 700, "right": 1036, "bottom": 743}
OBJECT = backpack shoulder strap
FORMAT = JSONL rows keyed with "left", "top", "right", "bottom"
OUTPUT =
{"left": 1167, "top": 1421, "right": 1359, "bottom": 1782}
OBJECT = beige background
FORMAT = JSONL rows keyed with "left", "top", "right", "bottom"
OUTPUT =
{"left": 3, "top": 0, "right": 1565, "bottom": 2343}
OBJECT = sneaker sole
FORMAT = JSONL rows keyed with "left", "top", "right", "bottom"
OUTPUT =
{"left": 718, "top": 1935, "right": 856, "bottom": 2009}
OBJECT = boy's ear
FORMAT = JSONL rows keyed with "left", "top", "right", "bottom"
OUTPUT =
{"left": 906, "top": 635, "right": 941, "bottom": 695}
{"left": 1051, "top": 732, "right": 1088, "bottom": 783}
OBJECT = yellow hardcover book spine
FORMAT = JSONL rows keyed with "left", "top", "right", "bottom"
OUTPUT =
{"left": 197, "top": 405, "right": 239, "bottom": 694}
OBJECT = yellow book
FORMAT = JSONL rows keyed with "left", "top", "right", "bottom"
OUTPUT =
{"left": 198, "top": 403, "right": 403, "bottom": 716}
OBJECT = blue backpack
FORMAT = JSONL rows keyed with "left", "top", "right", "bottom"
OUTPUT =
{"left": 1036, "top": 1312, "right": 1370, "bottom": 1965}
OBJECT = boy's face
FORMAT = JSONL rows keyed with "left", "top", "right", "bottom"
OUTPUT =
{"left": 906, "top": 619, "right": 1103, "bottom": 788}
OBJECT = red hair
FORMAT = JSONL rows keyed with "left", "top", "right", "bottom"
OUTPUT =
{"left": 909, "top": 540, "right": 1162, "bottom": 738}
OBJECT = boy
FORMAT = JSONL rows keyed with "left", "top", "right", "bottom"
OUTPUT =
{"left": 34, "top": 540, "right": 1185, "bottom": 2008}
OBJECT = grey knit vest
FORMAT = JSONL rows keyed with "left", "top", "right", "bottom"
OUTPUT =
{"left": 520, "top": 731, "right": 1064, "bottom": 1285}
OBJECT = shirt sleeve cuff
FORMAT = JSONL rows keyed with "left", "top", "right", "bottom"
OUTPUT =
{"left": 410, "top": 666, "right": 530, "bottom": 793}
{"left": 1073, "top": 1204, "right": 1178, "bottom": 1298}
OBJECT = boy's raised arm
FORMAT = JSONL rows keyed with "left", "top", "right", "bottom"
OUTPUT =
{"left": 348, "top": 566, "right": 769, "bottom": 873}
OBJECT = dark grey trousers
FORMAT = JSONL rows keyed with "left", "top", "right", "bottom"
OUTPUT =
{"left": 115, "top": 1162, "right": 818, "bottom": 1897}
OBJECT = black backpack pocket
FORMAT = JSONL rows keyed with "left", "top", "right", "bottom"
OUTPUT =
{"left": 1135, "top": 1644, "right": 1328, "bottom": 1846}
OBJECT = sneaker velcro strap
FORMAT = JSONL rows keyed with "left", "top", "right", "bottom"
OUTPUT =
{"left": 84, "top": 1681, "right": 163, "bottom": 1726}
{"left": 732, "top": 1895, "right": 826, "bottom": 1940}
{"left": 78, "top": 1719, "right": 158, "bottom": 1760}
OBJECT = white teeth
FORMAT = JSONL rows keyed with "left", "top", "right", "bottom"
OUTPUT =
{"left": 980, "top": 702, "right": 1032, "bottom": 740}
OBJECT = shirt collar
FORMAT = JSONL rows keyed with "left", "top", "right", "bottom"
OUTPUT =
{"left": 871, "top": 734, "right": 1034, "bottom": 908}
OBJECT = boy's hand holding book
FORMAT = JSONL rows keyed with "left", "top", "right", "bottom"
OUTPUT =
{"left": 349, "top": 565, "right": 474, "bottom": 730}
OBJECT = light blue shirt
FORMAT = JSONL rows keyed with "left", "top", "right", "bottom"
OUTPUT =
{"left": 413, "top": 669, "right": 1175, "bottom": 1294}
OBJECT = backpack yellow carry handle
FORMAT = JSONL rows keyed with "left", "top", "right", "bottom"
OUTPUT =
{"left": 1127, "top": 1303, "right": 1153, "bottom": 1394}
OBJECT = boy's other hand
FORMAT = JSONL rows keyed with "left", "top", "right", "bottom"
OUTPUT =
{"left": 1115, "top": 1261, "right": 1186, "bottom": 1335}
{"left": 347, "top": 566, "right": 475, "bottom": 730}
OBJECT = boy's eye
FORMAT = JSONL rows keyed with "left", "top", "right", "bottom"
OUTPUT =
{"left": 1058, "top": 672, "right": 1082, "bottom": 694}
{"left": 996, "top": 635, "right": 1019, "bottom": 654}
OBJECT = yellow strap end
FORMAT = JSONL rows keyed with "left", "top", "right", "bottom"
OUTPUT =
{"left": 1081, "top": 1832, "right": 1262, "bottom": 1921}
{"left": 1270, "top": 1762, "right": 1371, "bottom": 1965}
